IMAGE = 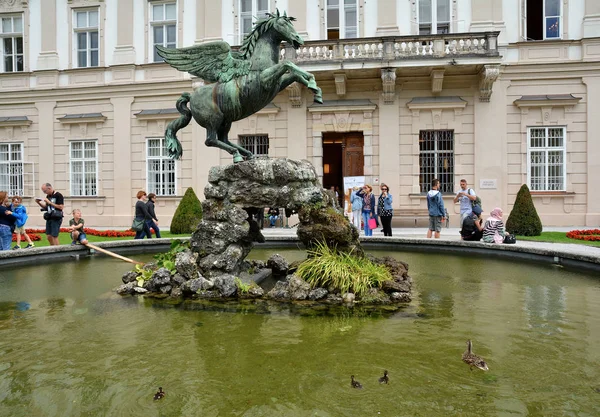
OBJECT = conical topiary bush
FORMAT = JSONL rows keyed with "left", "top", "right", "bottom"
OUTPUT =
{"left": 170, "top": 187, "right": 203, "bottom": 234}
{"left": 506, "top": 184, "right": 543, "bottom": 236}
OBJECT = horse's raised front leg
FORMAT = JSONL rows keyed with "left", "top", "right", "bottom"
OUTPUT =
{"left": 261, "top": 62, "right": 322, "bottom": 103}
{"left": 279, "top": 73, "right": 323, "bottom": 104}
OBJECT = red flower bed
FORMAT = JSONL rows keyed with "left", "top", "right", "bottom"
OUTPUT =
{"left": 25, "top": 228, "right": 137, "bottom": 237}
{"left": 12, "top": 233, "right": 42, "bottom": 242}
{"left": 566, "top": 229, "right": 600, "bottom": 242}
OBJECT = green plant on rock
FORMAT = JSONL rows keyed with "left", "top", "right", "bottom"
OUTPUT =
{"left": 154, "top": 240, "right": 189, "bottom": 273}
{"left": 506, "top": 184, "right": 543, "bottom": 236}
{"left": 296, "top": 241, "right": 391, "bottom": 296}
{"left": 170, "top": 187, "right": 203, "bottom": 234}
{"left": 234, "top": 277, "right": 252, "bottom": 294}
{"left": 134, "top": 264, "right": 154, "bottom": 287}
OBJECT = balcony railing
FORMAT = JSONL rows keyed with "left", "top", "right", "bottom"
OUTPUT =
{"left": 281, "top": 32, "right": 500, "bottom": 63}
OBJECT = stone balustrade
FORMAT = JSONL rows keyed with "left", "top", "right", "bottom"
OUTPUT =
{"left": 282, "top": 32, "right": 500, "bottom": 63}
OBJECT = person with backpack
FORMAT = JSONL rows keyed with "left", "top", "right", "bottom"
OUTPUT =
{"left": 453, "top": 179, "right": 479, "bottom": 227}
{"left": 426, "top": 178, "right": 445, "bottom": 239}
{"left": 350, "top": 186, "right": 363, "bottom": 231}
{"left": 460, "top": 205, "right": 484, "bottom": 241}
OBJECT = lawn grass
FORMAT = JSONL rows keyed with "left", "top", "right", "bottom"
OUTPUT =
{"left": 517, "top": 231, "right": 600, "bottom": 248}
{"left": 15, "top": 231, "right": 191, "bottom": 249}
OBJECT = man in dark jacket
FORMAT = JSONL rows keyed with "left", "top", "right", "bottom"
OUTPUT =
{"left": 35, "top": 183, "right": 64, "bottom": 246}
{"left": 460, "top": 205, "right": 484, "bottom": 241}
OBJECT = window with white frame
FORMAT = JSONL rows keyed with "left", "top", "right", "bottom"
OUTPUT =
{"left": 147, "top": 138, "right": 176, "bottom": 196}
{"left": 419, "top": 130, "right": 454, "bottom": 193}
{"left": 150, "top": 2, "right": 177, "bottom": 62}
{"left": 326, "top": 0, "right": 358, "bottom": 40}
{"left": 0, "top": 143, "right": 24, "bottom": 195}
{"left": 239, "top": 0, "right": 269, "bottom": 43}
{"left": 528, "top": 127, "right": 566, "bottom": 191}
{"left": 418, "top": 0, "right": 450, "bottom": 35}
{"left": 74, "top": 9, "right": 99, "bottom": 68}
{"left": 525, "top": 0, "right": 561, "bottom": 40}
{"left": 70, "top": 140, "right": 98, "bottom": 196}
{"left": 0, "top": 15, "right": 24, "bottom": 72}
{"left": 239, "top": 134, "right": 269, "bottom": 156}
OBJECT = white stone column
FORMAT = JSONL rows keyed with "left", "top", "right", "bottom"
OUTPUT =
{"left": 110, "top": 97, "right": 134, "bottom": 220}
{"left": 582, "top": 76, "right": 600, "bottom": 225}
{"left": 37, "top": 0, "right": 59, "bottom": 69}
{"left": 204, "top": 0, "right": 222, "bottom": 42}
{"left": 286, "top": 94, "right": 308, "bottom": 160}
{"left": 377, "top": 98, "right": 400, "bottom": 205}
{"left": 112, "top": 0, "right": 136, "bottom": 64}
{"left": 469, "top": 0, "right": 506, "bottom": 43}
{"left": 584, "top": 0, "right": 600, "bottom": 38}
{"left": 375, "top": 0, "right": 399, "bottom": 35}
{"left": 35, "top": 101, "right": 57, "bottom": 185}
{"left": 195, "top": 0, "right": 205, "bottom": 43}
{"left": 288, "top": 0, "right": 308, "bottom": 38}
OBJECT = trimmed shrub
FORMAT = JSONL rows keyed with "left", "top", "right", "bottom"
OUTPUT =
{"left": 170, "top": 187, "right": 203, "bottom": 234}
{"left": 506, "top": 184, "right": 543, "bottom": 236}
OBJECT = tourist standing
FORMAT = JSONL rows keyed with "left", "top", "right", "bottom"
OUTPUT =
{"left": 453, "top": 179, "right": 477, "bottom": 227}
{"left": 146, "top": 193, "right": 161, "bottom": 238}
{"left": 134, "top": 191, "right": 153, "bottom": 239}
{"left": 357, "top": 185, "right": 376, "bottom": 236}
{"left": 268, "top": 207, "right": 280, "bottom": 227}
{"left": 350, "top": 186, "right": 363, "bottom": 231}
{"left": 482, "top": 208, "right": 511, "bottom": 243}
{"left": 0, "top": 192, "right": 16, "bottom": 251}
{"left": 426, "top": 179, "right": 445, "bottom": 239}
{"left": 10, "top": 196, "right": 34, "bottom": 249}
{"left": 377, "top": 183, "right": 393, "bottom": 236}
{"left": 35, "top": 183, "right": 64, "bottom": 246}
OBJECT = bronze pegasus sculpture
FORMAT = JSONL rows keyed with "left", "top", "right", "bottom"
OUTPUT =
{"left": 156, "top": 10, "right": 323, "bottom": 163}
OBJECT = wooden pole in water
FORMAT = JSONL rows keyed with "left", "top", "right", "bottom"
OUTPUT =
{"left": 84, "top": 243, "right": 143, "bottom": 265}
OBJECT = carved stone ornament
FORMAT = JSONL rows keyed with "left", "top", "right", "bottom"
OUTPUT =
{"left": 381, "top": 69, "right": 397, "bottom": 104}
{"left": 334, "top": 73, "right": 347, "bottom": 97}
{"left": 0, "top": 0, "right": 28, "bottom": 9}
{"left": 479, "top": 64, "right": 501, "bottom": 102}
{"left": 287, "top": 82, "right": 302, "bottom": 108}
{"left": 431, "top": 69, "right": 445, "bottom": 94}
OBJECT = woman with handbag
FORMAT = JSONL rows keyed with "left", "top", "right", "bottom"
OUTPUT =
{"left": 356, "top": 185, "right": 376, "bottom": 236}
{"left": 377, "top": 183, "right": 393, "bottom": 236}
{"left": 482, "top": 207, "right": 513, "bottom": 244}
{"left": 133, "top": 191, "right": 152, "bottom": 239}
{"left": 0, "top": 192, "right": 16, "bottom": 250}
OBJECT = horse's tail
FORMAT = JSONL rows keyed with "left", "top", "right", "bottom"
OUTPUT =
{"left": 165, "top": 92, "right": 192, "bottom": 160}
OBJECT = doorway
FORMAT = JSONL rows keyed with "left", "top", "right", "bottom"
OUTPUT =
{"left": 322, "top": 132, "right": 364, "bottom": 206}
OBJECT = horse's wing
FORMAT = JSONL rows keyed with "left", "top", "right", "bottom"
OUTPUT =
{"left": 155, "top": 42, "right": 250, "bottom": 83}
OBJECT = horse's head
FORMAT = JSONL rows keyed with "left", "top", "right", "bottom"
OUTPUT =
{"left": 269, "top": 10, "right": 303, "bottom": 49}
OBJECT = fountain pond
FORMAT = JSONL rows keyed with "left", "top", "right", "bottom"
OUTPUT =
{"left": 1, "top": 248, "right": 599, "bottom": 416}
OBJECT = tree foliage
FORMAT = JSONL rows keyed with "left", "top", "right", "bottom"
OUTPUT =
{"left": 170, "top": 187, "right": 203, "bottom": 234}
{"left": 506, "top": 184, "right": 543, "bottom": 236}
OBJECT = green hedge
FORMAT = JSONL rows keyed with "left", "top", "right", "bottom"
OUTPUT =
{"left": 170, "top": 187, "right": 203, "bottom": 234}
{"left": 506, "top": 184, "right": 543, "bottom": 236}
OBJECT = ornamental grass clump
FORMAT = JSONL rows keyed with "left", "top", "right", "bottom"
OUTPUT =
{"left": 296, "top": 241, "right": 391, "bottom": 296}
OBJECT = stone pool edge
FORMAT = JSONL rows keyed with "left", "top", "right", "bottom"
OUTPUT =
{"left": 0, "top": 236, "right": 598, "bottom": 272}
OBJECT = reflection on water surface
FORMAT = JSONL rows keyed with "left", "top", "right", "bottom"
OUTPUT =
{"left": 0, "top": 249, "right": 599, "bottom": 416}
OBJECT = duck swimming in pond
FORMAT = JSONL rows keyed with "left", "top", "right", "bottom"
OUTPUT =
{"left": 153, "top": 387, "right": 165, "bottom": 400}
{"left": 378, "top": 370, "right": 389, "bottom": 384}
{"left": 350, "top": 375, "right": 363, "bottom": 389}
{"left": 462, "top": 340, "right": 489, "bottom": 371}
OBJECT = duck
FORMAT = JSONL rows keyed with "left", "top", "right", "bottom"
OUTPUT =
{"left": 350, "top": 375, "right": 363, "bottom": 389}
{"left": 462, "top": 340, "right": 489, "bottom": 371}
{"left": 153, "top": 387, "right": 165, "bottom": 400}
{"left": 378, "top": 370, "right": 389, "bottom": 384}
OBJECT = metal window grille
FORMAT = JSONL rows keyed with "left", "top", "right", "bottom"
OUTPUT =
{"left": 0, "top": 143, "right": 24, "bottom": 195}
{"left": 70, "top": 140, "right": 98, "bottom": 196}
{"left": 239, "top": 135, "right": 269, "bottom": 156}
{"left": 419, "top": 130, "right": 454, "bottom": 193}
{"left": 74, "top": 9, "right": 99, "bottom": 67}
{"left": 151, "top": 2, "right": 177, "bottom": 62}
{"left": 147, "top": 138, "right": 176, "bottom": 196}
{"left": 0, "top": 15, "right": 24, "bottom": 72}
{"left": 527, "top": 126, "right": 565, "bottom": 191}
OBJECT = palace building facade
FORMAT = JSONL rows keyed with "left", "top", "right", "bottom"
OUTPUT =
{"left": 1, "top": 0, "right": 599, "bottom": 228}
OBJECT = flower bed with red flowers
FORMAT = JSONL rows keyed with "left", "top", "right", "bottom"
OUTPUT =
{"left": 25, "top": 228, "right": 137, "bottom": 237}
{"left": 12, "top": 233, "right": 42, "bottom": 242}
{"left": 566, "top": 229, "right": 600, "bottom": 242}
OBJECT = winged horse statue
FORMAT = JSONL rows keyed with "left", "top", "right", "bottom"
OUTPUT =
{"left": 156, "top": 10, "right": 323, "bottom": 163}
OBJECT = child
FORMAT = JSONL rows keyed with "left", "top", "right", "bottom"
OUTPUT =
{"left": 10, "top": 196, "right": 34, "bottom": 249}
{"left": 68, "top": 209, "right": 89, "bottom": 245}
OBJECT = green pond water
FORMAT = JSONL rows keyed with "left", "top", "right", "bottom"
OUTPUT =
{"left": 1, "top": 248, "right": 600, "bottom": 417}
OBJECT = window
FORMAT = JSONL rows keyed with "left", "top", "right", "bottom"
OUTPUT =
{"left": 528, "top": 127, "right": 565, "bottom": 191}
{"left": 418, "top": 0, "right": 450, "bottom": 35}
{"left": 239, "top": 0, "right": 269, "bottom": 42}
{"left": 419, "top": 130, "right": 454, "bottom": 193}
{"left": 73, "top": 9, "right": 99, "bottom": 68}
{"left": 151, "top": 2, "right": 176, "bottom": 62}
{"left": 70, "top": 140, "right": 98, "bottom": 196}
{"left": 526, "top": 0, "right": 561, "bottom": 40}
{"left": 327, "top": 0, "right": 358, "bottom": 40}
{"left": 147, "top": 138, "right": 176, "bottom": 195}
{"left": 0, "top": 143, "right": 23, "bottom": 195}
{"left": 239, "top": 135, "right": 269, "bottom": 156}
{"left": 0, "top": 15, "right": 23, "bottom": 72}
